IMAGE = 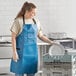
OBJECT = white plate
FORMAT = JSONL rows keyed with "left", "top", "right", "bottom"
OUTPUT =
{"left": 49, "top": 43, "right": 65, "bottom": 55}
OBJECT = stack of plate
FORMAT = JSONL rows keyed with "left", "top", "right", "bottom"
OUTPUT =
{"left": 48, "top": 32, "right": 67, "bottom": 39}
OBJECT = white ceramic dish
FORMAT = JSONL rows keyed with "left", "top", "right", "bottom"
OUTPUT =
{"left": 49, "top": 43, "right": 65, "bottom": 55}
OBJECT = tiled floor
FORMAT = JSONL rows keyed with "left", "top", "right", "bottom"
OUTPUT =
{"left": 0, "top": 73, "right": 13, "bottom": 76}
{"left": 0, "top": 74, "right": 12, "bottom": 76}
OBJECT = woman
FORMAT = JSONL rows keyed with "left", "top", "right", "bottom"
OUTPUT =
{"left": 10, "top": 2, "right": 53, "bottom": 76}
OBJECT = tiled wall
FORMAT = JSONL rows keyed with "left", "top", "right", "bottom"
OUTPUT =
{"left": 0, "top": 0, "right": 25, "bottom": 35}
{"left": 0, "top": 0, "right": 74, "bottom": 37}
{"left": 0, "top": 0, "right": 50, "bottom": 35}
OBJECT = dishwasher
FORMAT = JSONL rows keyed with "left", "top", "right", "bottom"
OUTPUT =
{"left": 39, "top": 43, "right": 76, "bottom": 76}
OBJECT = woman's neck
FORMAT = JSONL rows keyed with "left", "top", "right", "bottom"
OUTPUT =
{"left": 24, "top": 15, "right": 33, "bottom": 19}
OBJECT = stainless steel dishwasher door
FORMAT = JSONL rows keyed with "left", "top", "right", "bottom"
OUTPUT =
{"left": 0, "top": 44, "right": 12, "bottom": 74}
{"left": 0, "top": 44, "right": 12, "bottom": 58}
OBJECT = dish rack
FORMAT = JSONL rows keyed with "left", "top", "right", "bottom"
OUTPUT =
{"left": 39, "top": 45, "right": 76, "bottom": 76}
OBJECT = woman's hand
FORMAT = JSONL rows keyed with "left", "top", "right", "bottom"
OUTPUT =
{"left": 13, "top": 51, "right": 19, "bottom": 62}
{"left": 49, "top": 40, "right": 60, "bottom": 45}
{"left": 49, "top": 40, "right": 54, "bottom": 45}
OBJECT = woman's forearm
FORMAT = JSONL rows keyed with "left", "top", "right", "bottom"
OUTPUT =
{"left": 11, "top": 32, "right": 17, "bottom": 53}
{"left": 39, "top": 35, "right": 53, "bottom": 44}
{"left": 11, "top": 32, "right": 19, "bottom": 61}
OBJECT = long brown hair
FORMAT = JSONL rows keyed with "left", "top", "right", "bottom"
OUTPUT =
{"left": 15, "top": 2, "right": 36, "bottom": 19}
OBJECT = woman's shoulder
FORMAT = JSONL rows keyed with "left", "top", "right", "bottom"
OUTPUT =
{"left": 14, "top": 17, "right": 23, "bottom": 26}
{"left": 15, "top": 17, "right": 23, "bottom": 23}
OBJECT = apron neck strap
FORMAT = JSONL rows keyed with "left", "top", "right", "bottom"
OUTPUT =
{"left": 23, "top": 16, "right": 25, "bottom": 25}
{"left": 32, "top": 18, "right": 36, "bottom": 24}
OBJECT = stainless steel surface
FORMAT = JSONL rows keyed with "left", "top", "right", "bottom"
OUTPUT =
{"left": 0, "top": 46, "right": 12, "bottom": 59}
{"left": 0, "top": 39, "right": 12, "bottom": 59}
{"left": 0, "top": 36, "right": 12, "bottom": 74}
{"left": 0, "top": 59, "right": 11, "bottom": 74}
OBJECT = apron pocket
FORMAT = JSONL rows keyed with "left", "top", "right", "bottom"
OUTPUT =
{"left": 16, "top": 48, "right": 20, "bottom": 50}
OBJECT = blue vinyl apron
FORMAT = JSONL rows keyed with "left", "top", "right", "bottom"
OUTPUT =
{"left": 10, "top": 22, "right": 38, "bottom": 74}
